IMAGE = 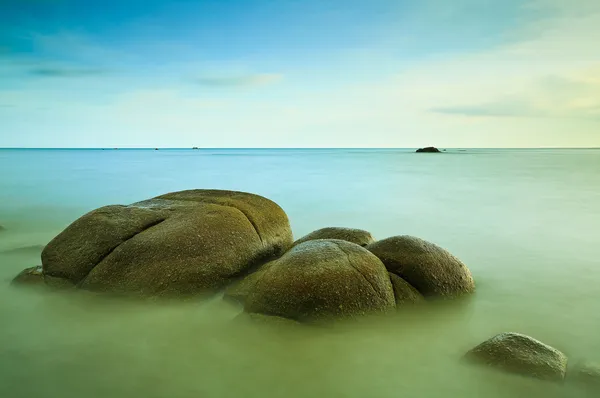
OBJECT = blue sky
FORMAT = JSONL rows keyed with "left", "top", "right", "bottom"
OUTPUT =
{"left": 1, "top": 0, "right": 599, "bottom": 147}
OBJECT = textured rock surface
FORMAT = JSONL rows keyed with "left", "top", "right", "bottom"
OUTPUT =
{"left": 293, "top": 227, "right": 374, "bottom": 247}
{"left": 388, "top": 272, "right": 424, "bottom": 305}
{"left": 367, "top": 236, "right": 475, "bottom": 298}
{"left": 223, "top": 264, "right": 272, "bottom": 305}
{"left": 245, "top": 239, "right": 395, "bottom": 323}
{"left": 15, "top": 190, "right": 292, "bottom": 297}
{"left": 465, "top": 332, "right": 568, "bottom": 381}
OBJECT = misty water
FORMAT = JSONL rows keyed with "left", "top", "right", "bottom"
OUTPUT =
{"left": 1, "top": 148, "right": 599, "bottom": 397}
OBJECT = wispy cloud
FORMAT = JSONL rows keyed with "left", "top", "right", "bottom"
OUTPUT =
{"left": 194, "top": 73, "right": 283, "bottom": 88}
{"left": 29, "top": 66, "right": 107, "bottom": 78}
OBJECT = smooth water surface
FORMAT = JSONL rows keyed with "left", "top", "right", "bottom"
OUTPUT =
{"left": 1, "top": 148, "right": 600, "bottom": 397}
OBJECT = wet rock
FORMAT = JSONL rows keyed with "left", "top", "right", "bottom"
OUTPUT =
{"left": 14, "top": 190, "right": 293, "bottom": 298}
{"left": 465, "top": 332, "right": 568, "bottom": 381}
{"left": 293, "top": 227, "right": 374, "bottom": 247}
{"left": 416, "top": 146, "right": 441, "bottom": 153}
{"left": 367, "top": 236, "right": 475, "bottom": 298}
{"left": 223, "top": 264, "right": 273, "bottom": 306}
{"left": 245, "top": 239, "right": 395, "bottom": 323}
{"left": 388, "top": 272, "right": 424, "bottom": 305}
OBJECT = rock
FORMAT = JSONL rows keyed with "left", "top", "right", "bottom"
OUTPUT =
{"left": 367, "top": 236, "right": 475, "bottom": 298}
{"left": 14, "top": 190, "right": 292, "bottom": 297}
{"left": 293, "top": 227, "right": 374, "bottom": 247}
{"left": 416, "top": 146, "right": 441, "bottom": 153}
{"left": 465, "top": 332, "right": 568, "bottom": 381}
{"left": 0, "top": 224, "right": 5, "bottom": 232}
{"left": 388, "top": 272, "right": 424, "bottom": 305}
{"left": 245, "top": 239, "right": 396, "bottom": 323}
{"left": 223, "top": 264, "right": 272, "bottom": 306}
{"left": 11, "top": 266, "right": 45, "bottom": 287}
{"left": 569, "top": 361, "right": 600, "bottom": 387}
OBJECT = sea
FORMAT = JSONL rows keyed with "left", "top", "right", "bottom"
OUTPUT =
{"left": 1, "top": 148, "right": 599, "bottom": 398}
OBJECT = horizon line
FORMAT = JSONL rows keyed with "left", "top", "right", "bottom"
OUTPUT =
{"left": 1, "top": 147, "right": 599, "bottom": 150}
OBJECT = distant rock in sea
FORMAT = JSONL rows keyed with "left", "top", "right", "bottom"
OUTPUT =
{"left": 193, "top": 147, "right": 199, "bottom": 150}
{"left": 416, "top": 147, "right": 441, "bottom": 153}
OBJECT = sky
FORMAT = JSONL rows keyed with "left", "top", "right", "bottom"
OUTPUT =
{"left": 0, "top": 0, "right": 599, "bottom": 148}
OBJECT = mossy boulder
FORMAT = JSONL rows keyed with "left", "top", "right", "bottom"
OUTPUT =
{"left": 367, "top": 236, "right": 474, "bottom": 298}
{"left": 388, "top": 272, "right": 424, "bottom": 305}
{"left": 465, "top": 332, "right": 568, "bottom": 381}
{"left": 14, "top": 190, "right": 293, "bottom": 297}
{"left": 293, "top": 227, "right": 374, "bottom": 247}
{"left": 245, "top": 239, "right": 395, "bottom": 323}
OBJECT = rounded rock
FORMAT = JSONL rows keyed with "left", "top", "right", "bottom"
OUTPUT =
{"left": 367, "top": 236, "right": 475, "bottom": 298}
{"left": 388, "top": 272, "right": 424, "bottom": 305}
{"left": 15, "top": 190, "right": 292, "bottom": 298}
{"left": 245, "top": 239, "right": 395, "bottom": 323}
{"left": 465, "top": 332, "right": 568, "bottom": 381}
{"left": 293, "top": 227, "right": 374, "bottom": 247}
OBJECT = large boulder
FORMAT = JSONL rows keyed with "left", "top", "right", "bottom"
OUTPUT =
{"left": 293, "top": 227, "right": 374, "bottom": 247}
{"left": 465, "top": 332, "right": 568, "bottom": 381}
{"left": 388, "top": 272, "right": 424, "bottom": 305}
{"left": 15, "top": 190, "right": 293, "bottom": 297}
{"left": 245, "top": 239, "right": 395, "bottom": 323}
{"left": 367, "top": 236, "right": 474, "bottom": 298}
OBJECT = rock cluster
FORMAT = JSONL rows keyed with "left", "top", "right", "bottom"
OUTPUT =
{"left": 12, "top": 189, "right": 475, "bottom": 323}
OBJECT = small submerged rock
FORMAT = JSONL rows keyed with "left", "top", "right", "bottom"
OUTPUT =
{"left": 569, "top": 361, "right": 600, "bottom": 388}
{"left": 465, "top": 332, "right": 568, "bottom": 381}
{"left": 367, "top": 236, "right": 475, "bottom": 298}
{"left": 293, "top": 227, "right": 374, "bottom": 247}
{"left": 416, "top": 146, "right": 441, "bottom": 153}
{"left": 11, "top": 266, "right": 45, "bottom": 286}
{"left": 245, "top": 239, "right": 396, "bottom": 323}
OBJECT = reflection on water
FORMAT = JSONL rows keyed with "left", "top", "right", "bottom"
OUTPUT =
{"left": 1, "top": 149, "right": 600, "bottom": 397}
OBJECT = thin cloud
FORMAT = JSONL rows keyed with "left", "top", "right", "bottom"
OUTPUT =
{"left": 29, "top": 66, "right": 107, "bottom": 77}
{"left": 194, "top": 73, "right": 283, "bottom": 88}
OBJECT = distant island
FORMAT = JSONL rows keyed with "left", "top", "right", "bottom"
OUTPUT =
{"left": 416, "top": 146, "right": 441, "bottom": 153}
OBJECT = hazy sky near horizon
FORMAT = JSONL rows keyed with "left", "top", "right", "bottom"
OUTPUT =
{"left": 1, "top": 0, "right": 599, "bottom": 148}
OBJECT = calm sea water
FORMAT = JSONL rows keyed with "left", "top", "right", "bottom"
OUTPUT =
{"left": 1, "top": 148, "right": 599, "bottom": 397}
